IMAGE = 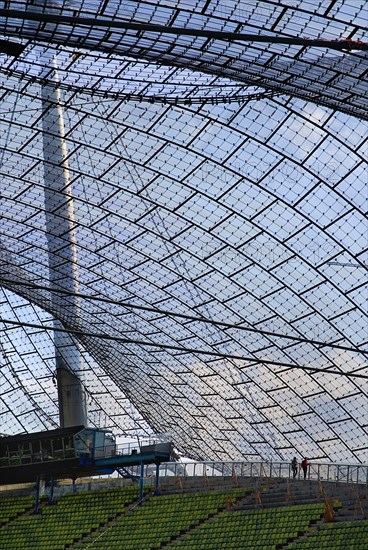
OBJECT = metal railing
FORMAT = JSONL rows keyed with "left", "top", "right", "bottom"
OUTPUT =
{"left": 1, "top": 459, "right": 367, "bottom": 499}
{"left": 153, "top": 460, "right": 368, "bottom": 485}
{"left": 114, "top": 436, "right": 169, "bottom": 457}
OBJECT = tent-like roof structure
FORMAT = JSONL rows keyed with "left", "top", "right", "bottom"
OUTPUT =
{"left": 0, "top": 1, "right": 367, "bottom": 464}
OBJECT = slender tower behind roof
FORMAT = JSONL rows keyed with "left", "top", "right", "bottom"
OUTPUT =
{"left": 41, "top": 56, "right": 87, "bottom": 428}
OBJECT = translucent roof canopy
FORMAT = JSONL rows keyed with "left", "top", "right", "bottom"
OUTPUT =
{"left": 0, "top": 1, "right": 367, "bottom": 463}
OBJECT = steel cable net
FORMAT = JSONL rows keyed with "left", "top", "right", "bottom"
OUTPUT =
{"left": 0, "top": 0, "right": 367, "bottom": 463}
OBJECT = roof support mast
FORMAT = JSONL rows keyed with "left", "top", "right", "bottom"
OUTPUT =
{"left": 41, "top": 55, "right": 87, "bottom": 428}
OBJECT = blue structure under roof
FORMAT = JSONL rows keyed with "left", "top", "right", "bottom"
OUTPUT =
{"left": 0, "top": 427, "right": 173, "bottom": 484}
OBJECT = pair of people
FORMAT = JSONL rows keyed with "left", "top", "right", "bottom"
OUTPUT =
{"left": 291, "top": 457, "right": 309, "bottom": 479}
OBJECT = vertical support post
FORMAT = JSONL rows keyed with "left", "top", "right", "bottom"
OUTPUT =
{"left": 34, "top": 475, "right": 40, "bottom": 515}
{"left": 41, "top": 61, "right": 87, "bottom": 428}
{"left": 49, "top": 477, "right": 55, "bottom": 504}
{"left": 72, "top": 479, "right": 77, "bottom": 493}
{"left": 139, "top": 462, "right": 145, "bottom": 504}
{"left": 154, "top": 463, "right": 160, "bottom": 495}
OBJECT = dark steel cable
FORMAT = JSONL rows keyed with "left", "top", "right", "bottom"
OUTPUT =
{"left": 1, "top": 317, "right": 367, "bottom": 379}
{"left": 0, "top": 278, "right": 366, "bottom": 355}
{"left": 1, "top": 10, "right": 367, "bottom": 50}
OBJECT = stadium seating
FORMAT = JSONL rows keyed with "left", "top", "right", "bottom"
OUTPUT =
{"left": 0, "top": 484, "right": 366, "bottom": 550}
{"left": 0, "top": 496, "right": 33, "bottom": 525}
{"left": 170, "top": 503, "right": 324, "bottom": 550}
{"left": 287, "top": 520, "right": 368, "bottom": 549}
{"left": 73, "top": 488, "right": 251, "bottom": 549}
{"left": 0, "top": 487, "right": 139, "bottom": 549}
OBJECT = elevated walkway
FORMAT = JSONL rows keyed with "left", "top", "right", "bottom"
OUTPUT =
{"left": 0, "top": 428, "right": 173, "bottom": 485}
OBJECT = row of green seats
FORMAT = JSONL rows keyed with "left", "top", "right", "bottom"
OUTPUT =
{"left": 170, "top": 503, "right": 325, "bottom": 550}
{"left": 73, "top": 488, "right": 252, "bottom": 549}
{"left": 286, "top": 519, "right": 368, "bottom": 549}
{"left": 4, "top": 488, "right": 360, "bottom": 550}
{"left": 0, "top": 496, "right": 34, "bottom": 523}
{"left": 0, "top": 487, "right": 141, "bottom": 550}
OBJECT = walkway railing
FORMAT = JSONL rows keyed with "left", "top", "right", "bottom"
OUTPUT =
{"left": 113, "top": 434, "right": 172, "bottom": 457}
{"left": 154, "top": 460, "right": 368, "bottom": 485}
{"left": 1, "top": 459, "right": 367, "bottom": 499}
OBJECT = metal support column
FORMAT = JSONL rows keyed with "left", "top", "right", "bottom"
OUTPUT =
{"left": 34, "top": 475, "right": 41, "bottom": 515}
{"left": 154, "top": 463, "right": 160, "bottom": 495}
{"left": 139, "top": 462, "right": 145, "bottom": 504}
{"left": 48, "top": 477, "right": 55, "bottom": 504}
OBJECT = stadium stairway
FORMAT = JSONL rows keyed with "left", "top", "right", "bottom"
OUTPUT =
{"left": 156, "top": 489, "right": 255, "bottom": 549}
{"left": 65, "top": 490, "right": 148, "bottom": 549}
{"left": 65, "top": 504, "right": 136, "bottom": 549}
{"left": 233, "top": 478, "right": 367, "bottom": 514}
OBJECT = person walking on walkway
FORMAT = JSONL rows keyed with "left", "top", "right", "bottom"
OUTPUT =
{"left": 291, "top": 457, "right": 298, "bottom": 478}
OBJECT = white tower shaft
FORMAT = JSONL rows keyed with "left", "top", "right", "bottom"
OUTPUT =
{"left": 41, "top": 70, "right": 87, "bottom": 428}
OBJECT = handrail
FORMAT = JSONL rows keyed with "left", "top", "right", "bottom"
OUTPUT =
{"left": 112, "top": 437, "right": 171, "bottom": 457}
{"left": 153, "top": 460, "right": 368, "bottom": 485}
